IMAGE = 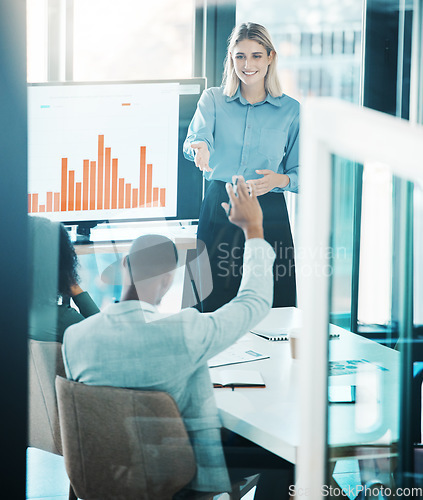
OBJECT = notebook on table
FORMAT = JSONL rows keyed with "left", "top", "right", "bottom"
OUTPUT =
{"left": 211, "top": 369, "right": 265, "bottom": 388}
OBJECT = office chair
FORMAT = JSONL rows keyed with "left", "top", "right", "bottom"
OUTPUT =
{"left": 56, "top": 377, "right": 258, "bottom": 500}
{"left": 56, "top": 376, "right": 198, "bottom": 500}
{"left": 28, "top": 339, "right": 65, "bottom": 455}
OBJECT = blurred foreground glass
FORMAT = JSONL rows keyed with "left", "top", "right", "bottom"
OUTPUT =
{"left": 327, "top": 159, "right": 421, "bottom": 496}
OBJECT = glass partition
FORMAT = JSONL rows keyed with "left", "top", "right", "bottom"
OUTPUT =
{"left": 26, "top": 217, "right": 71, "bottom": 498}
{"left": 25, "top": 1, "right": 423, "bottom": 498}
{"left": 358, "top": 167, "right": 393, "bottom": 332}
{"left": 327, "top": 159, "right": 401, "bottom": 498}
{"left": 329, "top": 157, "right": 359, "bottom": 330}
{"left": 296, "top": 93, "right": 423, "bottom": 499}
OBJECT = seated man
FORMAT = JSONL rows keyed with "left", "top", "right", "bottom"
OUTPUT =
{"left": 62, "top": 177, "right": 288, "bottom": 497}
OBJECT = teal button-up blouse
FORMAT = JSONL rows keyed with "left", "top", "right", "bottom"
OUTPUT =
{"left": 183, "top": 86, "right": 300, "bottom": 193}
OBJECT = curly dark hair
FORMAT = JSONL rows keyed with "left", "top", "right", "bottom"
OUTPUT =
{"left": 58, "top": 223, "right": 80, "bottom": 297}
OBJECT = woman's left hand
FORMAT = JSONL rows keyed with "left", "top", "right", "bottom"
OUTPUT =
{"left": 247, "top": 170, "right": 289, "bottom": 196}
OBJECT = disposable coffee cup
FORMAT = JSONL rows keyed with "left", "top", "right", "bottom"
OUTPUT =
{"left": 289, "top": 328, "right": 301, "bottom": 360}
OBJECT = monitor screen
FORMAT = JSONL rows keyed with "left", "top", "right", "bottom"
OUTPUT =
{"left": 27, "top": 79, "right": 206, "bottom": 225}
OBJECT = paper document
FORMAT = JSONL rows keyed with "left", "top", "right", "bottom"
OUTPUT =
{"left": 329, "top": 359, "right": 389, "bottom": 376}
{"left": 208, "top": 344, "right": 269, "bottom": 368}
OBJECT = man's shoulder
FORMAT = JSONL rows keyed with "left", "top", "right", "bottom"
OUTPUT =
{"left": 64, "top": 302, "right": 125, "bottom": 336}
{"left": 63, "top": 308, "right": 102, "bottom": 340}
{"left": 63, "top": 304, "right": 203, "bottom": 342}
{"left": 158, "top": 306, "right": 203, "bottom": 329}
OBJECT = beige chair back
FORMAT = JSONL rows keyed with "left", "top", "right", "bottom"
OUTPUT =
{"left": 55, "top": 376, "right": 197, "bottom": 500}
{"left": 28, "top": 339, "right": 65, "bottom": 455}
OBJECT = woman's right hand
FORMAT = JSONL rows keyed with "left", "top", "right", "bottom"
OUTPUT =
{"left": 191, "top": 141, "right": 212, "bottom": 172}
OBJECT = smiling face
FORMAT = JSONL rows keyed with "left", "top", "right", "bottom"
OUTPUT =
{"left": 231, "top": 39, "right": 274, "bottom": 91}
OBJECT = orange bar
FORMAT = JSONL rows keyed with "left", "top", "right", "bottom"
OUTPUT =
{"left": 32, "top": 194, "right": 39, "bottom": 213}
{"left": 104, "top": 147, "right": 111, "bottom": 209}
{"left": 97, "top": 135, "right": 104, "bottom": 209}
{"left": 146, "top": 164, "right": 153, "bottom": 206}
{"left": 68, "top": 170, "right": 75, "bottom": 211}
{"left": 28, "top": 194, "right": 31, "bottom": 213}
{"left": 125, "top": 183, "right": 131, "bottom": 208}
{"left": 75, "top": 182, "right": 82, "bottom": 210}
{"left": 83, "top": 160, "right": 89, "bottom": 210}
{"left": 153, "top": 187, "right": 159, "bottom": 207}
{"left": 54, "top": 193, "right": 60, "bottom": 212}
{"left": 61, "top": 158, "right": 68, "bottom": 211}
{"left": 46, "top": 192, "right": 53, "bottom": 212}
{"left": 90, "top": 161, "right": 96, "bottom": 210}
{"left": 160, "top": 188, "right": 166, "bottom": 207}
{"left": 122, "top": 103, "right": 131, "bottom": 106}
{"left": 39, "top": 205, "right": 45, "bottom": 212}
{"left": 132, "top": 188, "right": 138, "bottom": 208}
{"left": 112, "top": 159, "right": 118, "bottom": 209}
{"left": 139, "top": 146, "right": 146, "bottom": 206}
{"left": 118, "top": 179, "right": 125, "bottom": 209}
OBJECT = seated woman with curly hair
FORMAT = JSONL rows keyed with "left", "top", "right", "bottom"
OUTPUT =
{"left": 29, "top": 216, "right": 99, "bottom": 342}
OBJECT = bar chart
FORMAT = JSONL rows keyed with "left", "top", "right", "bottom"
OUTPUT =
{"left": 28, "top": 135, "right": 166, "bottom": 214}
{"left": 28, "top": 82, "right": 179, "bottom": 222}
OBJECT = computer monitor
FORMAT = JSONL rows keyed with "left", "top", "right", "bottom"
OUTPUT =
{"left": 27, "top": 79, "right": 206, "bottom": 228}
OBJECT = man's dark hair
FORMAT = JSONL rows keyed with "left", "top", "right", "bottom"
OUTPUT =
{"left": 127, "top": 234, "right": 178, "bottom": 282}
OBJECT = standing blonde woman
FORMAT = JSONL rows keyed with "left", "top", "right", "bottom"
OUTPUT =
{"left": 184, "top": 22, "right": 299, "bottom": 312}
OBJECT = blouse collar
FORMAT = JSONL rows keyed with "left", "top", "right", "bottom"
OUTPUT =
{"left": 225, "top": 86, "right": 283, "bottom": 107}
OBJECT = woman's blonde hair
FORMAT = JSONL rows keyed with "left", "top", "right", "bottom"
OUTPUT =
{"left": 222, "top": 22, "right": 282, "bottom": 98}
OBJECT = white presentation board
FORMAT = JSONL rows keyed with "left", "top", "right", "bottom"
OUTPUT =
{"left": 28, "top": 82, "right": 179, "bottom": 222}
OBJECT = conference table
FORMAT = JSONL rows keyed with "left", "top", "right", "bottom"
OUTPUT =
{"left": 211, "top": 307, "right": 400, "bottom": 466}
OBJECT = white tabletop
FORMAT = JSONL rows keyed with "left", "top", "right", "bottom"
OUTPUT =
{"left": 212, "top": 308, "right": 400, "bottom": 464}
{"left": 74, "top": 223, "right": 197, "bottom": 254}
